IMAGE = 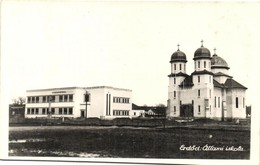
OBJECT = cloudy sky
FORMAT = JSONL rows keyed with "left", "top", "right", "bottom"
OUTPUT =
{"left": 1, "top": 1, "right": 260, "bottom": 106}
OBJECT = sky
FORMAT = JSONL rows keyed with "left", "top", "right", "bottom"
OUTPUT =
{"left": 1, "top": 1, "right": 260, "bottom": 106}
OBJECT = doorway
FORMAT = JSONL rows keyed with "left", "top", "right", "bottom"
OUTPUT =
{"left": 180, "top": 104, "right": 193, "bottom": 117}
{"left": 81, "top": 111, "right": 85, "bottom": 118}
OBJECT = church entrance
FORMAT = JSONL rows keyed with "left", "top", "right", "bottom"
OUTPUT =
{"left": 180, "top": 104, "right": 193, "bottom": 117}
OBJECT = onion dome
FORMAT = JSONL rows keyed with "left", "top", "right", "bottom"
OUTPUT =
{"left": 193, "top": 40, "right": 211, "bottom": 60}
{"left": 170, "top": 44, "right": 187, "bottom": 63}
{"left": 211, "top": 48, "right": 230, "bottom": 69}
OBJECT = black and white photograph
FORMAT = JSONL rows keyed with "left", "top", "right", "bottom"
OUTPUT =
{"left": 0, "top": 1, "right": 259, "bottom": 165}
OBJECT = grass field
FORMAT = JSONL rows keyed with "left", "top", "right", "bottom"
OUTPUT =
{"left": 9, "top": 126, "right": 250, "bottom": 159}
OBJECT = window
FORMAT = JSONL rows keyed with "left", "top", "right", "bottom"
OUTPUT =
{"left": 198, "top": 105, "right": 201, "bottom": 114}
{"left": 69, "top": 95, "right": 73, "bottom": 102}
{"left": 59, "top": 95, "right": 63, "bottom": 102}
{"left": 214, "top": 96, "right": 216, "bottom": 107}
{"left": 174, "top": 78, "right": 176, "bottom": 84}
{"left": 32, "top": 97, "right": 35, "bottom": 103}
{"left": 134, "top": 112, "right": 136, "bottom": 116}
{"left": 36, "top": 97, "right": 39, "bottom": 103}
{"left": 59, "top": 108, "right": 62, "bottom": 114}
{"left": 179, "top": 64, "right": 182, "bottom": 70}
{"left": 36, "top": 108, "right": 39, "bottom": 114}
{"left": 209, "top": 89, "right": 211, "bottom": 98}
{"left": 64, "top": 108, "right": 67, "bottom": 114}
{"left": 192, "top": 100, "right": 194, "bottom": 105}
{"left": 27, "top": 108, "right": 31, "bottom": 114}
{"left": 113, "top": 97, "right": 129, "bottom": 104}
{"left": 198, "top": 90, "right": 200, "bottom": 97}
{"left": 69, "top": 108, "right": 73, "bottom": 115}
{"left": 198, "top": 76, "right": 200, "bottom": 83}
{"left": 64, "top": 95, "right": 68, "bottom": 102}
{"left": 48, "top": 96, "right": 55, "bottom": 102}
{"left": 218, "top": 97, "right": 220, "bottom": 108}
{"left": 51, "top": 108, "right": 55, "bottom": 114}
{"left": 28, "top": 97, "right": 31, "bottom": 103}
{"left": 174, "top": 64, "right": 176, "bottom": 70}
{"left": 113, "top": 110, "right": 129, "bottom": 116}
{"left": 42, "top": 108, "right": 46, "bottom": 114}
{"left": 85, "top": 94, "right": 90, "bottom": 102}
{"left": 43, "top": 96, "right": 46, "bottom": 103}
{"left": 174, "top": 106, "right": 176, "bottom": 114}
{"left": 204, "top": 61, "right": 206, "bottom": 68}
{"left": 174, "top": 91, "right": 176, "bottom": 98}
{"left": 236, "top": 97, "right": 239, "bottom": 108}
{"left": 243, "top": 98, "right": 245, "bottom": 108}
{"left": 198, "top": 61, "right": 200, "bottom": 68}
{"left": 31, "top": 108, "right": 35, "bottom": 114}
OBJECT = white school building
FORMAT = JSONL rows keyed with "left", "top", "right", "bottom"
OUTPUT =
{"left": 25, "top": 86, "right": 132, "bottom": 119}
{"left": 167, "top": 41, "right": 247, "bottom": 120}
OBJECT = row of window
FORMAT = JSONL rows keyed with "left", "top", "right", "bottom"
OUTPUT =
{"left": 214, "top": 97, "right": 245, "bottom": 109}
{"left": 173, "top": 63, "right": 186, "bottom": 71}
{"left": 173, "top": 76, "right": 212, "bottom": 85}
{"left": 214, "top": 97, "right": 221, "bottom": 108}
{"left": 113, "top": 110, "right": 130, "bottom": 116}
{"left": 173, "top": 105, "right": 211, "bottom": 115}
{"left": 197, "top": 75, "right": 212, "bottom": 84}
{"left": 173, "top": 89, "right": 212, "bottom": 99}
{"left": 27, "top": 107, "right": 73, "bottom": 115}
{"left": 195, "top": 61, "right": 210, "bottom": 69}
{"left": 113, "top": 97, "right": 130, "bottom": 104}
{"left": 27, "top": 95, "right": 73, "bottom": 103}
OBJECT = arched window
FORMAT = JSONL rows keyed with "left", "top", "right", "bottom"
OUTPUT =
{"left": 236, "top": 97, "right": 239, "bottom": 108}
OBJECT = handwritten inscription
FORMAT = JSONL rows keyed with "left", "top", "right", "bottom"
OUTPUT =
{"left": 180, "top": 144, "right": 244, "bottom": 151}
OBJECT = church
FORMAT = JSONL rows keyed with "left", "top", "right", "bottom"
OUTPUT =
{"left": 167, "top": 41, "right": 247, "bottom": 120}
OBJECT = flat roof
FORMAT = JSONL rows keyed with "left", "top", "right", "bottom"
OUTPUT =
{"left": 26, "top": 86, "right": 132, "bottom": 92}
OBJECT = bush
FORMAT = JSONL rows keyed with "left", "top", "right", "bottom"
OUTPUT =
{"left": 113, "top": 118, "right": 132, "bottom": 126}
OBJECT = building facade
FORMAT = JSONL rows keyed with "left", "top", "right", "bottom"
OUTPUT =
{"left": 25, "top": 86, "right": 132, "bottom": 119}
{"left": 167, "top": 42, "right": 247, "bottom": 120}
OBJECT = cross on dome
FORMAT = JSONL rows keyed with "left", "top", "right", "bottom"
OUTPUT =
{"left": 201, "top": 40, "right": 204, "bottom": 47}
{"left": 214, "top": 48, "right": 217, "bottom": 54}
{"left": 177, "top": 44, "right": 180, "bottom": 51}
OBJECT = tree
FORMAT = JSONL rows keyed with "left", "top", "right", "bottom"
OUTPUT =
{"left": 12, "top": 97, "right": 26, "bottom": 105}
{"left": 156, "top": 103, "right": 166, "bottom": 107}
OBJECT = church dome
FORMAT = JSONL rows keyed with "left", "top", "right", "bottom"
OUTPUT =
{"left": 194, "top": 46, "right": 211, "bottom": 59}
{"left": 193, "top": 41, "right": 211, "bottom": 60}
{"left": 211, "top": 54, "right": 229, "bottom": 69}
{"left": 170, "top": 50, "right": 187, "bottom": 63}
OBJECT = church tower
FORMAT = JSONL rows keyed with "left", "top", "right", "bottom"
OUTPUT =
{"left": 211, "top": 48, "right": 232, "bottom": 84}
{"left": 167, "top": 44, "right": 188, "bottom": 118}
{"left": 191, "top": 41, "right": 214, "bottom": 118}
